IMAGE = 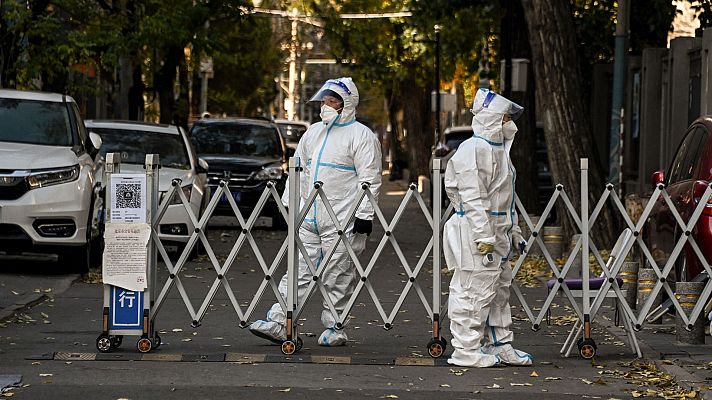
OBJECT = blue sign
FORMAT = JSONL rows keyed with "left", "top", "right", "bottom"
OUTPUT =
{"left": 109, "top": 286, "right": 144, "bottom": 330}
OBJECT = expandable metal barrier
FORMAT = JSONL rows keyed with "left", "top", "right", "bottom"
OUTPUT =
{"left": 97, "top": 153, "right": 712, "bottom": 359}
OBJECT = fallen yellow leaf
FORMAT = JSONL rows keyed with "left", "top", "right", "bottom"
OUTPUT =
{"left": 530, "top": 371, "right": 539, "bottom": 377}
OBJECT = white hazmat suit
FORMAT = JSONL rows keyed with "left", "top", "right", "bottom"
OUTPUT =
{"left": 443, "top": 88, "right": 532, "bottom": 367}
{"left": 250, "top": 77, "right": 382, "bottom": 346}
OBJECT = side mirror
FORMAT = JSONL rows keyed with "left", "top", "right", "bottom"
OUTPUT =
{"left": 196, "top": 158, "right": 209, "bottom": 173}
{"left": 89, "top": 131, "right": 102, "bottom": 151}
{"left": 651, "top": 170, "right": 665, "bottom": 188}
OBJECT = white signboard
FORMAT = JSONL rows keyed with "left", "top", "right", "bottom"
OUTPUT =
{"left": 102, "top": 223, "right": 151, "bottom": 291}
{"left": 110, "top": 174, "right": 146, "bottom": 223}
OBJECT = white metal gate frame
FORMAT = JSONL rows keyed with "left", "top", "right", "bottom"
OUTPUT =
{"left": 281, "top": 157, "right": 446, "bottom": 354}
{"left": 586, "top": 180, "right": 712, "bottom": 332}
{"left": 511, "top": 158, "right": 712, "bottom": 357}
{"left": 150, "top": 168, "right": 291, "bottom": 329}
{"left": 137, "top": 151, "right": 712, "bottom": 358}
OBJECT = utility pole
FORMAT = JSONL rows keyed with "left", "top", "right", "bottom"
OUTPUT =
{"left": 608, "top": 0, "right": 630, "bottom": 188}
{"left": 434, "top": 25, "right": 441, "bottom": 146}
{"left": 286, "top": 8, "right": 298, "bottom": 121}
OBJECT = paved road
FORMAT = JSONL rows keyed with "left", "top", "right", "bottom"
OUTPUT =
{"left": 0, "top": 179, "right": 709, "bottom": 399}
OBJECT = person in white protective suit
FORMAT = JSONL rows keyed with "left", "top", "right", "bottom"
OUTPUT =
{"left": 249, "top": 77, "right": 382, "bottom": 347}
{"left": 443, "top": 88, "right": 532, "bottom": 367}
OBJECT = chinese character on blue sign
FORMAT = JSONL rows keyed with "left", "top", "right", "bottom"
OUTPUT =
{"left": 109, "top": 286, "right": 144, "bottom": 330}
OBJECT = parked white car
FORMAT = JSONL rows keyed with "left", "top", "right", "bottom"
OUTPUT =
{"left": 85, "top": 120, "right": 210, "bottom": 256}
{"left": 0, "top": 90, "right": 104, "bottom": 271}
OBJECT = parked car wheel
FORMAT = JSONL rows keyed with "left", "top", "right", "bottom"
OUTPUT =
{"left": 60, "top": 242, "right": 91, "bottom": 274}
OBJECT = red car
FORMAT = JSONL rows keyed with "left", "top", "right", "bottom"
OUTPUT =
{"left": 646, "top": 115, "right": 712, "bottom": 281}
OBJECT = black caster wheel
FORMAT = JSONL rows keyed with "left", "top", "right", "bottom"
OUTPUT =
{"left": 96, "top": 335, "right": 112, "bottom": 353}
{"left": 427, "top": 337, "right": 447, "bottom": 358}
{"left": 153, "top": 334, "right": 161, "bottom": 349}
{"left": 137, "top": 337, "right": 153, "bottom": 353}
{"left": 110, "top": 335, "right": 123, "bottom": 349}
{"left": 281, "top": 339, "right": 297, "bottom": 355}
{"left": 296, "top": 337, "right": 303, "bottom": 351}
{"left": 577, "top": 337, "right": 597, "bottom": 359}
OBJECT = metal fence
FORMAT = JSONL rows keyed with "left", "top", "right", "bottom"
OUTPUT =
{"left": 106, "top": 153, "right": 712, "bottom": 358}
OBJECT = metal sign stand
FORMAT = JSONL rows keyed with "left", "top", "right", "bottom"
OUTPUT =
{"left": 96, "top": 153, "right": 160, "bottom": 353}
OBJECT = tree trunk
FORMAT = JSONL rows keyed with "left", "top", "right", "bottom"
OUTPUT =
{"left": 174, "top": 56, "right": 190, "bottom": 129}
{"left": 128, "top": 65, "right": 144, "bottom": 120}
{"left": 503, "top": 0, "right": 539, "bottom": 215}
{"left": 154, "top": 46, "right": 183, "bottom": 125}
{"left": 521, "top": 0, "right": 618, "bottom": 247}
{"left": 400, "top": 72, "right": 434, "bottom": 180}
{"left": 386, "top": 87, "right": 405, "bottom": 180}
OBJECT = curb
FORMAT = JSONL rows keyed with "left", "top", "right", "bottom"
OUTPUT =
{"left": 0, "top": 294, "right": 48, "bottom": 323}
{"left": 0, "top": 272, "right": 82, "bottom": 324}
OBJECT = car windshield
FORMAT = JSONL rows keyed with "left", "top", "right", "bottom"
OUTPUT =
{"left": 93, "top": 127, "right": 191, "bottom": 169}
{"left": 191, "top": 123, "right": 281, "bottom": 157}
{"left": 278, "top": 123, "right": 308, "bottom": 144}
{"left": 445, "top": 130, "right": 473, "bottom": 150}
{"left": 0, "top": 98, "right": 72, "bottom": 146}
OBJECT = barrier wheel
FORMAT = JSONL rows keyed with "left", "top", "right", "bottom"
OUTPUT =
{"left": 577, "top": 338, "right": 597, "bottom": 359}
{"left": 427, "top": 337, "right": 447, "bottom": 358}
{"left": 137, "top": 337, "right": 153, "bottom": 353}
{"left": 96, "top": 335, "right": 112, "bottom": 353}
{"left": 281, "top": 340, "right": 297, "bottom": 355}
{"left": 153, "top": 334, "right": 162, "bottom": 349}
{"left": 110, "top": 335, "right": 123, "bottom": 349}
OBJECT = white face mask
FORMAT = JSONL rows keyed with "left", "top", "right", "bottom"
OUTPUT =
{"left": 320, "top": 104, "right": 340, "bottom": 124}
{"left": 502, "top": 120, "right": 518, "bottom": 139}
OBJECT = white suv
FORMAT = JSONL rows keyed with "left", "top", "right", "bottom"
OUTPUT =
{"left": 0, "top": 90, "right": 104, "bottom": 272}
{"left": 85, "top": 120, "right": 210, "bottom": 257}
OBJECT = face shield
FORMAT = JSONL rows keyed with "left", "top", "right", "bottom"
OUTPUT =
{"left": 470, "top": 89, "right": 524, "bottom": 121}
{"left": 309, "top": 79, "right": 353, "bottom": 103}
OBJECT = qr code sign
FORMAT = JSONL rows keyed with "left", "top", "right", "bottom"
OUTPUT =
{"left": 116, "top": 183, "right": 141, "bottom": 208}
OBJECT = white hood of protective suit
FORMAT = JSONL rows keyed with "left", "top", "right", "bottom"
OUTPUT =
{"left": 470, "top": 88, "right": 523, "bottom": 148}
{"left": 310, "top": 77, "right": 360, "bottom": 126}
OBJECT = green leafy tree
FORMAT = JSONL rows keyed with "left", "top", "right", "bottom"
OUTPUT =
{"left": 206, "top": 10, "right": 283, "bottom": 116}
{"left": 0, "top": 0, "right": 118, "bottom": 91}
{"left": 307, "top": 0, "right": 497, "bottom": 178}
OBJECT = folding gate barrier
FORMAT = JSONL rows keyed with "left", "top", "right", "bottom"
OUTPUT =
{"left": 99, "top": 153, "right": 712, "bottom": 358}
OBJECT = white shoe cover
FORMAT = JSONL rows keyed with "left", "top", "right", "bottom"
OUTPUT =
{"left": 318, "top": 328, "right": 348, "bottom": 346}
{"left": 481, "top": 343, "right": 533, "bottom": 366}
{"left": 248, "top": 320, "right": 286, "bottom": 344}
{"left": 447, "top": 348, "right": 500, "bottom": 368}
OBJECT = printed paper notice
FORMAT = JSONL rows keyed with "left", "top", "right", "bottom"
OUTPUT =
{"left": 110, "top": 174, "right": 146, "bottom": 223}
{"left": 102, "top": 223, "right": 151, "bottom": 291}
